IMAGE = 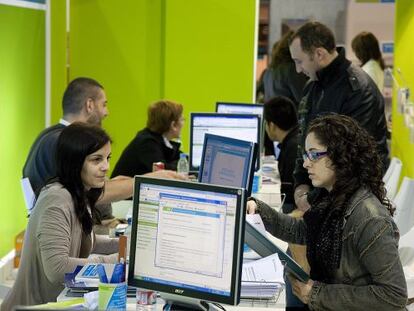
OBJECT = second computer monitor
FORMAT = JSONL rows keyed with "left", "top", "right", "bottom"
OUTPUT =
{"left": 199, "top": 134, "right": 257, "bottom": 196}
{"left": 216, "top": 102, "right": 264, "bottom": 117}
{"left": 190, "top": 113, "right": 261, "bottom": 172}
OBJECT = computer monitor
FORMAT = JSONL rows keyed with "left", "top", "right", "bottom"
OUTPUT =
{"left": 190, "top": 113, "right": 261, "bottom": 172}
{"left": 215, "top": 102, "right": 264, "bottom": 117}
{"left": 198, "top": 134, "right": 257, "bottom": 196}
{"left": 128, "top": 177, "right": 246, "bottom": 310}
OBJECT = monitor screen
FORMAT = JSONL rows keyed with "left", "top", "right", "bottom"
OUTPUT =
{"left": 190, "top": 113, "right": 261, "bottom": 172}
{"left": 128, "top": 177, "right": 246, "bottom": 308}
{"left": 216, "top": 102, "right": 264, "bottom": 117}
{"left": 199, "top": 134, "right": 257, "bottom": 196}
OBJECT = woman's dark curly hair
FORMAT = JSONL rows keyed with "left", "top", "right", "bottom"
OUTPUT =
{"left": 308, "top": 114, "right": 393, "bottom": 216}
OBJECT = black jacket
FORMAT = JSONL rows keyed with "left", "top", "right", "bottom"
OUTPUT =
{"left": 278, "top": 125, "right": 299, "bottom": 208}
{"left": 111, "top": 128, "right": 181, "bottom": 177}
{"left": 263, "top": 62, "right": 308, "bottom": 105}
{"left": 294, "top": 48, "right": 389, "bottom": 188}
{"left": 23, "top": 123, "right": 66, "bottom": 194}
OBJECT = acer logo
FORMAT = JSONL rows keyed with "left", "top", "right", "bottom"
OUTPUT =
{"left": 174, "top": 289, "right": 184, "bottom": 294}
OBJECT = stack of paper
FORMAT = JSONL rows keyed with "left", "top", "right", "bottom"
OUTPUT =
{"left": 241, "top": 253, "right": 284, "bottom": 298}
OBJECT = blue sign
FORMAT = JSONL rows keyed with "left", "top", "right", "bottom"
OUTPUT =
{"left": 382, "top": 42, "right": 394, "bottom": 54}
{"left": 381, "top": 0, "right": 395, "bottom": 3}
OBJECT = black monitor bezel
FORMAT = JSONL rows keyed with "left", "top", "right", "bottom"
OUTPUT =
{"left": 215, "top": 102, "right": 264, "bottom": 115}
{"left": 198, "top": 133, "right": 257, "bottom": 197}
{"left": 128, "top": 176, "right": 246, "bottom": 306}
{"left": 189, "top": 112, "right": 261, "bottom": 172}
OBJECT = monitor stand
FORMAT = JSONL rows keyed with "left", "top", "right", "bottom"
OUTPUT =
{"left": 162, "top": 293, "right": 223, "bottom": 311}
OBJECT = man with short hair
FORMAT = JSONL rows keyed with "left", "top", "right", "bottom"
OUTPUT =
{"left": 289, "top": 21, "right": 389, "bottom": 212}
{"left": 23, "top": 77, "right": 108, "bottom": 194}
{"left": 23, "top": 77, "right": 181, "bottom": 206}
{"left": 264, "top": 96, "right": 299, "bottom": 214}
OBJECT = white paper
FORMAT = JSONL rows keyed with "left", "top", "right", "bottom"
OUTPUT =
{"left": 246, "top": 214, "right": 267, "bottom": 235}
{"left": 242, "top": 253, "right": 284, "bottom": 283}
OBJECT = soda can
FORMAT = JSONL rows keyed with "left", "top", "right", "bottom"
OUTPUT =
{"left": 152, "top": 162, "right": 165, "bottom": 172}
{"left": 136, "top": 289, "right": 156, "bottom": 305}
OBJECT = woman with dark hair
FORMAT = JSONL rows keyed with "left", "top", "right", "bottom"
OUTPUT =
{"left": 352, "top": 31, "right": 385, "bottom": 92}
{"left": 111, "top": 100, "right": 184, "bottom": 177}
{"left": 247, "top": 114, "right": 407, "bottom": 310}
{"left": 2, "top": 123, "right": 119, "bottom": 310}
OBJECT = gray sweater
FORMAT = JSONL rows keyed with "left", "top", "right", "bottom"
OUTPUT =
{"left": 1, "top": 183, "right": 118, "bottom": 310}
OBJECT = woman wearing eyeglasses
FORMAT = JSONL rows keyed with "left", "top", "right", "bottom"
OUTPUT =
{"left": 247, "top": 114, "right": 407, "bottom": 310}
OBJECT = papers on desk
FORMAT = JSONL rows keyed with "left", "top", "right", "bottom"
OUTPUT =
{"left": 241, "top": 214, "right": 285, "bottom": 299}
{"left": 242, "top": 253, "right": 284, "bottom": 282}
{"left": 241, "top": 254, "right": 284, "bottom": 299}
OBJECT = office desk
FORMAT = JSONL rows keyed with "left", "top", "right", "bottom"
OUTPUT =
{"left": 57, "top": 287, "right": 286, "bottom": 310}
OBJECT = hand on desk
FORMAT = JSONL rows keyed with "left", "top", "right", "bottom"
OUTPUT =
{"left": 289, "top": 276, "right": 314, "bottom": 305}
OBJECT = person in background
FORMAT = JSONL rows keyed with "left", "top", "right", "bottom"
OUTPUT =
{"left": 111, "top": 100, "right": 184, "bottom": 177}
{"left": 289, "top": 21, "right": 389, "bottom": 213}
{"left": 247, "top": 114, "right": 407, "bottom": 311}
{"left": 258, "top": 30, "right": 308, "bottom": 156}
{"left": 352, "top": 31, "right": 385, "bottom": 93}
{"left": 263, "top": 96, "right": 299, "bottom": 214}
{"left": 23, "top": 77, "right": 109, "bottom": 195}
{"left": 2, "top": 123, "right": 119, "bottom": 310}
{"left": 262, "top": 30, "right": 308, "bottom": 105}
{"left": 23, "top": 78, "right": 183, "bottom": 215}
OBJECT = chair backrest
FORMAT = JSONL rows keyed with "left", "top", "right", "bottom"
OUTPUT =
{"left": 20, "top": 177, "right": 35, "bottom": 215}
{"left": 394, "top": 177, "right": 414, "bottom": 236}
{"left": 383, "top": 157, "right": 398, "bottom": 183}
{"left": 398, "top": 219, "right": 414, "bottom": 267}
{"left": 384, "top": 158, "right": 403, "bottom": 200}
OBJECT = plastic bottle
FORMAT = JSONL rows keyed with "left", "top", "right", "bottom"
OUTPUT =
{"left": 177, "top": 153, "right": 189, "bottom": 177}
{"left": 124, "top": 217, "right": 132, "bottom": 262}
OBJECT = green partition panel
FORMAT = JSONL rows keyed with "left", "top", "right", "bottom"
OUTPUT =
{"left": 69, "top": 0, "right": 164, "bottom": 172}
{"left": 393, "top": 0, "right": 414, "bottom": 178}
{"left": 0, "top": 5, "right": 45, "bottom": 257}
{"left": 68, "top": 0, "right": 257, "bottom": 170}
{"left": 163, "top": 0, "right": 257, "bottom": 151}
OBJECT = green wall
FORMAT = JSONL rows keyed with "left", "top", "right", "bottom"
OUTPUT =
{"left": 50, "top": 0, "right": 68, "bottom": 124}
{"left": 69, "top": 0, "right": 164, "bottom": 169}
{"left": 0, "top": 5, "right": 45, "bottom": 257}
{"left": 163, "top": 0, "right": 257, "bottom": 148}
{"left": 68, "top": 0, "right": 257, "bottom": 168}
{"left": 393, "top": 0, "right": 414, "bottom": 178}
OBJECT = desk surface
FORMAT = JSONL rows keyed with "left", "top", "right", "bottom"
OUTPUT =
{"left": 57, "top": 287, "right": 286, "bottom": 310}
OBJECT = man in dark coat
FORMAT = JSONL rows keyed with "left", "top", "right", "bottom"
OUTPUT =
{"left": 289, "top": 22, "right": 389, "bottom": 212}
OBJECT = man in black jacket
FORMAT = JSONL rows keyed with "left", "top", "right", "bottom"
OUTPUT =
{"left": 289, "top": 21, "right": 389, "bottom": 212}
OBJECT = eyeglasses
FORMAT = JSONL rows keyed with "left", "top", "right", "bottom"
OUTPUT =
{"left": 303, "top": 150, "right": 328, "bottom": 162}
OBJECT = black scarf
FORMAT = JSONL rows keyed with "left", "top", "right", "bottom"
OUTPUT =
{"left": 304, "top": 191, "right": 345, "bottom": 282}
